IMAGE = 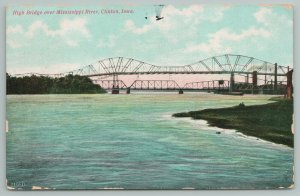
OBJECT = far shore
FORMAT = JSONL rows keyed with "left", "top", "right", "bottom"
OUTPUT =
{"left": 172, "top": 97, "right": 294, "bottom": 148}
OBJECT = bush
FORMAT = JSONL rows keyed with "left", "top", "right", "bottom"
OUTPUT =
{"left": 238, "top": 102, "right": 245, "bottom": 108}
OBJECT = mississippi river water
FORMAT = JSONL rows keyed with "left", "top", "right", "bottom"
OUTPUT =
{"left": 6, "top": 93, "right": 294, "bottom": 190}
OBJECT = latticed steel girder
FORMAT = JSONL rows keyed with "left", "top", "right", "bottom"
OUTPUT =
{"left": 10, "top": 54, "right": 290, "bottom": 78}
{"left": 93, "top": 79, "right": 229, "bottom": 91}
{"left": 70, "top": 54, "right": 289, "bottom": 77}
{"left": 130, "top": 80, "right": 181, "bottom": 90}
{"left": 92, "top": 79, "right": 127, "bottom": 90}
{"left": 183, "top": 80, "right": 230, "bottom": 89}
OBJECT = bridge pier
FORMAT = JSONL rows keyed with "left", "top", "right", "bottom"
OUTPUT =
{"left": 274, "top": 63, "right": 278, "bottom": 94}
{"left": 112, "top": 84, "right": 119, "bottom": 94}
{"left": 111, "top": 74, "right": 120, "bottom": 94}
{"left": 178, "top": 89, "right": 184, "bottom": 94}
{"left": 229, "top": 72, "right": 235, "bottom": 92}
{"left": 252, "top": 71, "right": 257, "bottom": 86}
{"left": 246, "top": 74, "right": 249, "bottom": 83}
{"left": 252, "top": 71, "right": 257, "bottom": 94}
{"left": 264, "top": 74, "right": 267, "bottom": 85}
{"left": 126, "top": 88, "right": 131, "bottom": 94}
{"left": 112, "top": 88, "right": 119, "bottom": 94}
{"left": 286, "top": 69, "right": 293, "bottom": 99}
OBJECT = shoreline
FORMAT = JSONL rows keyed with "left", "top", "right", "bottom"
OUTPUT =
{"left": 164, "top": 113, "right": 292, "bottom": 149}
{"left": 172, "top": 97, "right": 294, "bottom": 148}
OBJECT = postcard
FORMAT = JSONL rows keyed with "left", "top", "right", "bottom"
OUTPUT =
{"left": 6, "top": 4, "right": 293, "bottom": 190}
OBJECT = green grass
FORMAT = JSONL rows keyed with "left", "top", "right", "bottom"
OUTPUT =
{"left": 173, "top": 98, "right": 294, "bottom": 147}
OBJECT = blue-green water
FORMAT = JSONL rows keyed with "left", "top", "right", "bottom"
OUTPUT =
{"left": 6, "top": 93, "right": 294, "bottom": 190}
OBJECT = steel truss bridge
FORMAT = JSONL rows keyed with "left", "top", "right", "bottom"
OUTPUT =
{"left": 12, "top": 54, "right": 293, "bottom": 94}
{"left": 64, "top": 54, "right": 290, "bottom": 77}
{"left": 92, "top": 79, "right": 230, "bottom": 93}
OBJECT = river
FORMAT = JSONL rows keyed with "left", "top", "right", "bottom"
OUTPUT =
{"left": 6, "top": 93, "right": 294, "bottom": 190}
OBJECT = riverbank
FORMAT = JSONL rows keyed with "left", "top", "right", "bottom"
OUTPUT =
{"left": 173, "top": 97, "right": 294, "bottom": 147}
{"left": 6, "top": 74, "right": 106, "bottom": 94}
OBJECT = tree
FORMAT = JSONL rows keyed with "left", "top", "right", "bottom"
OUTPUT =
{"left": 6, "top": 73, "right": 106, "bottom": 94}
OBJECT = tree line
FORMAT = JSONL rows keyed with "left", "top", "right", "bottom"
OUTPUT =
{"left": 6, "top": 74, "right": 106, "bottom": 94}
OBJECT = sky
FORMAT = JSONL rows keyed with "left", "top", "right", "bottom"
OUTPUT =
{"left": 6, "top": 4, "right": 293, "bottom": 75}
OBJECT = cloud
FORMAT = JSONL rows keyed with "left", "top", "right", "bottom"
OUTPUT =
{"left": 163, "top": 4, "right": 204, "bottom": 17}
{"left": 7, "top": 18, "right": 91, "bottom": 48}
{"left": 59, "top": 18, "right": 90, "bottom": 37}
{"left": 254, "top": 7, "right": 292, "bottom": 27}
{"left": 7, "top": 25, "right": 26, "bottom": 48}
{"left": 65, "top": 39, "right": 79, "bottom": 47}
{"left": 184, "top": 27, "right": 271, "bottom": 54}
{"left": 7, "top": 25, "right": 23, "bottom": 34}
{"left": 97, "top": 35, "right": 117, "bottom": 48}
{"left": 124, "top": 20, "right": 153, "bottom": 35}
{"left": 254, "top": 8, "right": 272, "bottom": 25}
{"left": 25, "top": 20, "right": 48, "bottom": 38}
{"left": 252, "top": 7, "right": 293, "bottom": 65}
{"left": 7, "top": 63, "right": 82, "bottom": 75}
{"left": 209, "top": 6, "right": 229, "bottom": 22}
{"left": 121, "top": 4, "right": 231, "bottom": 66}
{"left": 7, "top": 39, "right": 23, "bottom": 49}
{"left": 253, "top": 7, "right": 292, "bottom": 48}
{"left": 124, "top": 5, "right": 226, "bottom": 36}
{"left": 25, "top": 18, "right": 90, "bottom": 38}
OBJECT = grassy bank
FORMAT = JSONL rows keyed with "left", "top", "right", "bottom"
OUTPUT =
{"left": 173, "top": 98, "right": 294, "bottom": 147}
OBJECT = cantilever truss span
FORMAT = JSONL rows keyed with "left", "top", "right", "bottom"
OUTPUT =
{"left": 64, "top": 54, "right": 290, "bottom": 77}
